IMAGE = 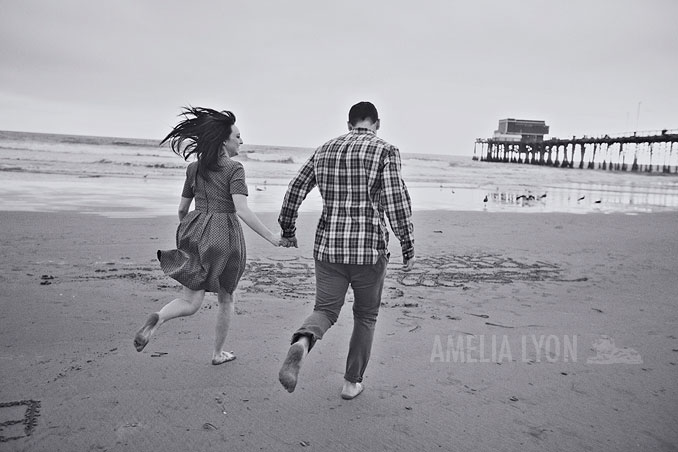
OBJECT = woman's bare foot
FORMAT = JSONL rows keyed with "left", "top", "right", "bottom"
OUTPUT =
{"left": 134, "top": 313, "right": 159, "bottom": 352}
{"left": 341, "top": 381, "right": 364, "bottom": 400}
{"left": 278, "top": 342, "right": 306, "bottom": 393}
{"left": 211, "top": 350, "right": 236, "bottom": 365}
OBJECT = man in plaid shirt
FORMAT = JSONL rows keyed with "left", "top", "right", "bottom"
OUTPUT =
{"left": 278, "top": 101, "right": 415, "bottom": 399}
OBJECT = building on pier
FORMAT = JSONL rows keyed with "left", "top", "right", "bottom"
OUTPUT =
{"left": 494, "top": 118, "right": 550, "bottom": 143}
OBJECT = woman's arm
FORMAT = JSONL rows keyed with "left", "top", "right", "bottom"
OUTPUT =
{"left": 178, "top": 197, "right": 193, "bottom": 220}
{"left": 233, "top": 194, "right": 281, "bottom": 246}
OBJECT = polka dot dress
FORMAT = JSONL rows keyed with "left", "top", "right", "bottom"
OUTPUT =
{"left": 158, "top": 156, "right": 248, "bottom": 294}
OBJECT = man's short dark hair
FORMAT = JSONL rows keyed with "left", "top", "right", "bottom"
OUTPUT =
{"left": 348, "top": 101, "right": 379, "bottom": 126}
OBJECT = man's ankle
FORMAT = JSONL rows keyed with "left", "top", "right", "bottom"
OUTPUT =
{"left": 294, "top": 335, "right": 311, "bottom": 352}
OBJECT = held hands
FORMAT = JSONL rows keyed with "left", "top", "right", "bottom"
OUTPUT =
{"left": 268, "top": 232, "right": 297, "bottom": 248}
{"left": 402, "top": 256, "right": 416, "bottom": 272}
{"left": 280, "top": 236, "right": 298, "bottom": 248}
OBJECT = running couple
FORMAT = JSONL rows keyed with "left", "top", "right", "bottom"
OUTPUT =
{"left": 134, "top": 101, "right": 415, "bottom": 400}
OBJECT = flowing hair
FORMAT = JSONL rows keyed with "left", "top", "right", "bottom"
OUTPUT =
{"left": 160, "top": 107, "right": 236, "bottom": 179}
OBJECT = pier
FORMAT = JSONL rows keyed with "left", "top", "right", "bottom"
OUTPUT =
{"left": 474, "top": 119, "right": 678, "bottom": 173}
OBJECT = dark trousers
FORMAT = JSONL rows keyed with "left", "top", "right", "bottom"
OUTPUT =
{"left": 292, "top": 255, "right": 388, "bottom": 383}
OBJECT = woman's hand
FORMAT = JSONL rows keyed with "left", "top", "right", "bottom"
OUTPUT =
{"left": 269, "top": 232, "right": 283, "bottom": 247}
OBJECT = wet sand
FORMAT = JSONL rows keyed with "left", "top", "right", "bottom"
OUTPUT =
{"left": 1, "top": 210, "right": 677, "bottom": 451}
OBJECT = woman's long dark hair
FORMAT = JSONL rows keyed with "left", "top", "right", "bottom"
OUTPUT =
{"left": 160, "top": 107, "right": 236, "bottom": 178}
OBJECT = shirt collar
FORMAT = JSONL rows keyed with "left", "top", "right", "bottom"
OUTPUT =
{"left": 350, "top": 127, "right": 376, "bottom": 135}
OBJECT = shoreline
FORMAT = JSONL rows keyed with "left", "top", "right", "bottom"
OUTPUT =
{"left": 2, "top": 169, "right": 678, "bottom": 218}
{"left": 1, "top": 209, "right": 677, "bottom": 450}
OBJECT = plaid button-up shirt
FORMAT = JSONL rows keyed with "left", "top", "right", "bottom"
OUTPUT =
{"left": 278, "top": 128, "right": 415, "bottom": 265}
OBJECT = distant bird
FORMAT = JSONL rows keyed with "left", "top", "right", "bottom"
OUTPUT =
{"left": 594, "top": 199, "right": 602, "bottom": 204}
{"left": 577, "top": 196, "right": 585, "bottom": 201}
{"left": 516, "top": 195, "right": 526, "bottom": 200}
{"left": 527, "top": 195, "right": 535, "bottom": 201}
{"left": 483, "top": 195, "right": 488, "bottom": 203}
{"left": 539, "top": 193, "right": 547, "bottom": 199}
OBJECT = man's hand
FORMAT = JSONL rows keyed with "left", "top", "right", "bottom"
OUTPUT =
{"left": 281, "top": 236, "right": 298, "bottom": 248}
{"left": 402, "top": 257, "right": 416, "bottom": 271}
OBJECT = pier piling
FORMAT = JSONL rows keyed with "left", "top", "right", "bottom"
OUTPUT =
{"left": 475, "top": 129, "right": 678, "bottom": 173}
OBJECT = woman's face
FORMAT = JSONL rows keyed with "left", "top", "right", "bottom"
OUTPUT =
{"left": 223, "top": 125, "right": 242, "bottom": 157}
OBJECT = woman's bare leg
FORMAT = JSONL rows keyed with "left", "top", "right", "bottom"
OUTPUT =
{"left": 134, "top": 286, "right": 205, "bottom": 351}
{"left": 212, "top": 290, "right": 235, "bottom": 363}
{"left": 157, "top": 286, "right": 206, "bottom": 322}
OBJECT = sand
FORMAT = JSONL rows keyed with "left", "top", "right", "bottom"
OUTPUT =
{"left": 0, "top": 210, "right": 677, "bottom": 451}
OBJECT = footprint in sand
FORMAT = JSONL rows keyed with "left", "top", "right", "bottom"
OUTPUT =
{"left": 586, "top": 335, "right": 643, "bottom": 364}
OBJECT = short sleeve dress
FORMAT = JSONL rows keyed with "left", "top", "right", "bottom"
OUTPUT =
{"left": 157, "top": 156, "right": 249, "bottom": 294}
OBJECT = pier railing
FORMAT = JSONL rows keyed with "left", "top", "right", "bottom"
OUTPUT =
{"left": 474, "top": 130, "right": 678, "bottom": 173}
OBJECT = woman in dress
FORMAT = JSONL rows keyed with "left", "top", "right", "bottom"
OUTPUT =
{"left": 134, "top": 107, "right": 281, "bottom": 364}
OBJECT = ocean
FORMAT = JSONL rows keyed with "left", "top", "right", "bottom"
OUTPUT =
{"left": 1, "top": 130, "right": 678, "bottom": 218}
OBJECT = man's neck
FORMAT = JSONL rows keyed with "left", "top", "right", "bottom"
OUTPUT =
{"left": 348, "top": 120, "right": 378, "bottom": 132}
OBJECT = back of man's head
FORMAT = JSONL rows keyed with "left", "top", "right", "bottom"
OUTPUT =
{"left": 348, "top": 101, "right": 379, "bottom": 126}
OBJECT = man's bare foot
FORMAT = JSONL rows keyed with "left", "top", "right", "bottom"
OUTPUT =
{"left": 341, "top": 381, "right": 364, "bottom": 400}
{"left": 278, "top": 342, "right": 306, "bottom": 393}
{"left": 134, "top": 313, "right": 159, "bottom": 352}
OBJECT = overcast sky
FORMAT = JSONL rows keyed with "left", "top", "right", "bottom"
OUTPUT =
{"left": 1, "top": 0, "right": 677, "bottom": 155}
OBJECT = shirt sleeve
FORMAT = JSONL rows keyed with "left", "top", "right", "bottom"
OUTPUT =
{"left": 230, "top": 163, "right": 249, "bottom": 196}
{"left": 381, "top": 146, "right": 415, "bottom": 261}
{"left": 278, "top": 153, "right": 317, "bottom": 238}
{"left": 181, "top": 164, "right": 195, "bottom": 198}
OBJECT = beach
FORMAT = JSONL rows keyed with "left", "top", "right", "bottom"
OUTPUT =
{"left": 1, "top": 131, "right": 678, "bottom": 451}
{"left": 3, "top": 0, "right": 678, "bottom": 448}
{"left": 1, "top": 209, "right": 677, "bottom": 451}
